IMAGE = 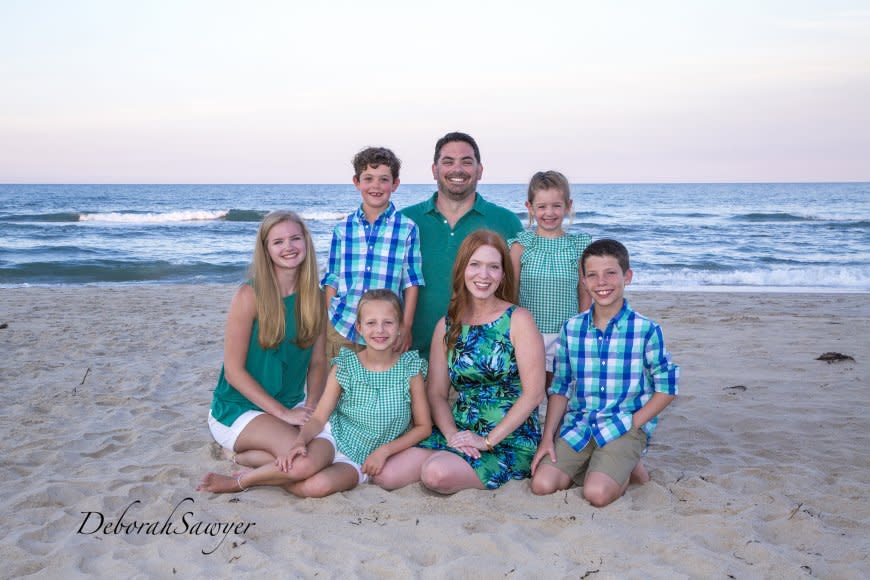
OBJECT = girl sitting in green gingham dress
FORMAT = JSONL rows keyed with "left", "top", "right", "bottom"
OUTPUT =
{"left": 509, "top": 171, "right": 592, "bottom": 385}
{"left": 276, "top": 288, "right": 432, "bottom": 496}
{"left": 200, "top": 289, "right": 431, "bottom": 496}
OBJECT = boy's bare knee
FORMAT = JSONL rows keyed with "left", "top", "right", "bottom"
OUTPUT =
{"left": 582, "top": 484, "right": 617, "bottom": 507}
{"left": 530, "top": 475, "right": 557, "bottom": 496}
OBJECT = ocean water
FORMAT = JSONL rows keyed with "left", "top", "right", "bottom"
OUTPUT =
{"left": 1, "top": 183, "right": 868, "bottom": 291}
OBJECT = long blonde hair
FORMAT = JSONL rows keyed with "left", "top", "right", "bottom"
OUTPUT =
{"left": 250, "top": 211, "right": 323, "bottom": 349}
{"left": 445, "top": 229, "right": 517, "bottom": 352}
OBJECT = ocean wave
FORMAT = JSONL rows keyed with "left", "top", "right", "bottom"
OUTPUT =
{"left": 80, "top": 210, "right": 229, "bottom": 223}
{"left": 824, "top": 220, "right": 870, "bottom": 230}
{"left": 658, "top": 212, "right": 718, "bottom": 218}
{"left": 225, "top": 209, "right": 268, "bottom": 222}
{"left": 638, "top": 265, "right": 870, "bottom": 290}
{"left": 0, "top": 208, "right": 615, "bottom": 226}
{"left": 296, "top": 210, "right": 352, "bottom": 221}
{"left": 1, "top": 212, "right": 82, "bottom": 223}
{"left": 654, "top": 261, "right": 734, "bottom": 272}
{"left": 731, "top": 212, "right": 817, "bottom": 223}
{"left": 0, "top": 259, "right": 247, "bottom": 284}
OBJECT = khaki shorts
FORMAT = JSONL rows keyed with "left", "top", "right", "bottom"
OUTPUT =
{"left": 543, "top": 427, "right": 647, "bottom": 486}
{"left": 326, "top": 321, "right": 364, "bottom": 361}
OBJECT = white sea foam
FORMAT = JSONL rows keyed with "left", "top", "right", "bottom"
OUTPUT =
{"left": 638, "top": 266, "right": 870, "bottom": 290}
{"left": 79, "top": 210, "right": 229, "bottom": 223}
{"left": 296, "top": 210, "right": 348, "bottom": 221}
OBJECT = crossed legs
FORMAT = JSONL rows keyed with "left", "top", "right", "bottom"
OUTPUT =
{"left": 231, "top": 414, "right": 300, "bottom": 467}
{"left": 199, "top": 414, "right": 358, "bottom": 497}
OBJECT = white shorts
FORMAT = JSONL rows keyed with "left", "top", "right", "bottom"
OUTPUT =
{"left": 543, "top": 332, "right": 560, "bottom": 373}
{"left": 207, "top": 401, "right": 312, "bottom": 452}
{"left": 208, "top": 410, "right": 263, "bottom": 451}
{"left": 320, "top": 422, "right": 369, "bottom": 485}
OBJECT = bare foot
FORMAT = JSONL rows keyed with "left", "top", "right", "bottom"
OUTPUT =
{"left": 197, "top": 472, "right": 245, "bottom": 493}
{"left": 629, "top": 460, "right": 650, "bottom": 485}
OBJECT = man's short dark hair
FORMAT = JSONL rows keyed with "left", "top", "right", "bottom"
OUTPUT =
{"left": 433, "top": 132, "right": 481, "bottom": 164}
{"left": 581, "top": 239, "right": 631, "bottom": 274}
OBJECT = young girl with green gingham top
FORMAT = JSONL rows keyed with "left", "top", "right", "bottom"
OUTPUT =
{"left": 275, "top": 289, "right": 432, "bottom": 496}
{"left": 509, "top": 171, "right": 592, "bottom": 382}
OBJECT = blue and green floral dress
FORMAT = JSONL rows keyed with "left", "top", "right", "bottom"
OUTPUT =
{"left": 418, "top": 305, "right": 541, "bottom": 489}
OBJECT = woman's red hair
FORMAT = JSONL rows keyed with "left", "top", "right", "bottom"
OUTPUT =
{"left": 444, "top": 229, "right": 517, "bottom": 352}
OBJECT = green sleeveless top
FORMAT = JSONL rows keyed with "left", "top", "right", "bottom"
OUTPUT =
{"left": 507, "top": 230, "right": 591, "bottom": 333}
{"left": 329, "top": 348, "right": 428, "bottom": 465}
{"left": 211, "top": 293, "right": 311, "bottom": 426}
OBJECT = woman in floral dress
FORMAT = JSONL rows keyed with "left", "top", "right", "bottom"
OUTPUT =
{"left": 376, "top": 229, "right": 546, "bottom": 493}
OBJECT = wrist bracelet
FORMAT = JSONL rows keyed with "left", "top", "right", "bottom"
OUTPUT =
{"left": 484, "top": 435, "right": 494, "bottom": 451}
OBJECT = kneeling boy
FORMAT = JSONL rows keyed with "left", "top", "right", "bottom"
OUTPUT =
{"left": 530, "top": 239, "right": 679, "bottom": 507}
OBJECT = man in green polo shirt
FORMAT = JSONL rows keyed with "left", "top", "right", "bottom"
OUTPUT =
{"left": 400, "top": 131, "right": 523, "bottom": 358}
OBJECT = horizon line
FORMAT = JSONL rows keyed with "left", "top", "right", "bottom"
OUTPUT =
{"left": 2, "top": 180, "right": 869, "bottom": 186}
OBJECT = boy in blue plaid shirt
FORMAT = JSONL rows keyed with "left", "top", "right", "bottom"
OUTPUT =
{"left": 322, "top": 147, "right": 424, "bottom": 359}
{"left": 530, "top": 239, "right": 679, "bottom": 507}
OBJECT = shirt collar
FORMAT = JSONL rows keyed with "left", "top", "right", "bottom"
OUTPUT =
{"left": 355, "top": 201, "right": 396, "bottom": 225}
{"left": 586, "top": 299, "right": 632, "bottom": 331}
{"left": 424, "top": 192, "right": 486, "bottom": 216}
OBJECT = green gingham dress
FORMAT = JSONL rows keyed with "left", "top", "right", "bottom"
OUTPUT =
{"left": 507, "top": 230, "right": 592, "bottom": 333}
{"left": 329, "top": 348, "right": 428, "bottom": 465}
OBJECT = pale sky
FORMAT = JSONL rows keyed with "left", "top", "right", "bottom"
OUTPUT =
{"left": 1, "top": 0, "right": 868, "bottom": 183}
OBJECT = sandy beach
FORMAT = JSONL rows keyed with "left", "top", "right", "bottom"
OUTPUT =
{"left": 1, "top": 286, "right": 867, "bottom": 578}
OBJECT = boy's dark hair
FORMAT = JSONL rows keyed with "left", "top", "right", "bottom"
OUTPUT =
{"left": 581, "top": 239, "right": 631, "bottom": 274}
{"left": 353, "top": 147, "right": 401, "bottom": 180}
{"left": 433, "top": 132, "right": 481, "bottom": 164}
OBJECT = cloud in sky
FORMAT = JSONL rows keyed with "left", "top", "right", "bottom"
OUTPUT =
{"left": 0, "top": 0, "right": 868, "bottom": 183}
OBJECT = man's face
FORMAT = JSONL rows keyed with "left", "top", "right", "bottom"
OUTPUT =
{"left": 432, "top": 140, "right": 483, "bottom": 202}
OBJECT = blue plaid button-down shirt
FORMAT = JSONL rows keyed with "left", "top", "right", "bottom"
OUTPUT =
{"left": 321, "top": 202, "right": 424, "bottom": 343}
{"left": 550, "top": 300, "right": 679, "bottom": 451}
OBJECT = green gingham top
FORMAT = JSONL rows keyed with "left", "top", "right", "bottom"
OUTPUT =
{"left": 508, "top": 230, "right": 592, "bottom": 333}
{"left": 329, "top": 348, "right": 428, "bottom": 465}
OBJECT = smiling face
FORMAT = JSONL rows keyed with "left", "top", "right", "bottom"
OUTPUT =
{"left": 432, "top": 140, "right": 483, "bottom": 202}
{"left": 463, "top": 244, "right": 504, "bottom": 301}
{"left": 582, "top": 254, "right": 632, "bottom": 312}
{"left": 356, "top": 299, "right": 401, "bottom": 351}
{"left": 266, "top": 219, "right": 307, "bottom": 271}
{"left": 354, "top": 164, "right": 399, "bottom": 217}
{"left": 526, "top": 187, "right": 571, "bottom": 237}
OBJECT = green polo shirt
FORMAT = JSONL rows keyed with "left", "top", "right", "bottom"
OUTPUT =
{"left": 400, "top": 192, "right": 523, "bottom": 357}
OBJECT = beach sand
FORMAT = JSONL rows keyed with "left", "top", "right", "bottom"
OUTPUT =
{"left": 1, "top": 286, "right": 868, "bottom": 578}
